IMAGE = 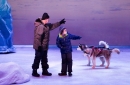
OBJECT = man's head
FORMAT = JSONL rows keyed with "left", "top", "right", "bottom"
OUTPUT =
{"left": 41, "top": 12, "right": 49, "bottom": 24}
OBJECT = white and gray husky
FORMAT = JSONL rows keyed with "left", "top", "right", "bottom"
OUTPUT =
{"left": 77, "top": 41, "right": 120, "bottom": 69}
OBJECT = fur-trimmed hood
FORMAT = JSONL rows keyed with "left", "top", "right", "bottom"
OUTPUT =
{"left": 34, "top": 18, "right": 42, "bottom": 27}
{"left": 58, "top": 33, "right": 68, "bottom": 38}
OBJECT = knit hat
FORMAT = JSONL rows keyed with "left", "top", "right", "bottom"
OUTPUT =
{"left": 42, "top": 13, "right": 49, "bottom": 20}
{"left": 59, "top": 26, "right": 66, "bottom": 34}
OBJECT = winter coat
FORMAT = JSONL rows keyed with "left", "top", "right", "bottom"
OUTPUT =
{"left": 33, "top": 18, "right": 60, "bottom": 50}
{"left": 56, "top": 33, "right": 81, "bottom": 54}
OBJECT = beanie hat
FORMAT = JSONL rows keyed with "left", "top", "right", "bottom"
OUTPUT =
{"left": 59, "top": 26, "right": 66, "bottom": 34}
{"left": 42, "top": 13, "right": 49, "bottom": 20}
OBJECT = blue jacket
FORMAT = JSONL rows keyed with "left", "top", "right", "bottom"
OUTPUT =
{"left": 56, "top": 33, "right": 81, "bottom": 54}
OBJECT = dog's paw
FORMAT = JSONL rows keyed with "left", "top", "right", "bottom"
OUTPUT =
{"left": 92, "top": 66, "right": 95, "bottom": 69}
{"left": 105, "top": 66, "right": 109, "bottom": 69}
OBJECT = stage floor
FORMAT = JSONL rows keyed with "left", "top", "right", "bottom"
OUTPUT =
{"left": 0, "top": 46, "right": 130, "bottom": 85}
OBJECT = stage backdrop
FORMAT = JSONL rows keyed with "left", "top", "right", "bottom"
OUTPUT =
{"left": 8, "top": 0, "right": 130, "bottom": 46}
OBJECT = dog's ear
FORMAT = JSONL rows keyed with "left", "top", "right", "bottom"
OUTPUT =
{"left": 79, "top": 43, "right": 82, "bottom": 46}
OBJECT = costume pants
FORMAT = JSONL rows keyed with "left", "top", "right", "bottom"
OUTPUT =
{"left": 61, "top": 52, "right": 72, "bottom": 73}
{"left": 32, "top": 50, "right": 49, "bottom": 70}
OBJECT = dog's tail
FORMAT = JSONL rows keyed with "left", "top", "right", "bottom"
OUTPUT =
{"left": 99, "top": 41, "right": 109, "bottom": 48}
{"left": 112, "top": 48, "right": 120, "bottom": 54}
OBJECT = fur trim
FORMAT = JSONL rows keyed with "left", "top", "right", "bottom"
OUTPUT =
{"left": 99, "top": 41, "right": 109, "bottom": 48}
{"left": 59, "top": 33, "right": 68, "bottom": 38}
{"left": 84, "top": 53, "right": 87, "bottom": 56}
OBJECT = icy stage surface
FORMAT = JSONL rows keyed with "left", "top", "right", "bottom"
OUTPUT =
{"left": 0, "top": 45, "right": 130, "bottom": 85}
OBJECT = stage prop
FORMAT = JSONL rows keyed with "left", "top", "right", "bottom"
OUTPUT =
{"left": 0, "top": 0, "right": 15, "bottom": 53}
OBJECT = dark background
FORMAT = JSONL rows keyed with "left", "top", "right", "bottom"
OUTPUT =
{"left": 8, "top": 0, "right": 130, "bottom": 46}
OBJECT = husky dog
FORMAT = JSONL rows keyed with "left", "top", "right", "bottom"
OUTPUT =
{"left": 77, "top": 41, "right": 120, "bottom": 69}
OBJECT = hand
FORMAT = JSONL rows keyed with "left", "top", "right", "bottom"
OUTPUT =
{"left": 78, "top": 36, "right": 82, "bottom": 39}
{"left": 60, "top": 18, "right": 66, "bottom": 24}
{"left": 38, "top": 46, "right": 42, "bottom": 52}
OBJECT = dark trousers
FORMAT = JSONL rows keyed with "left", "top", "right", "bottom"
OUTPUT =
{"left": 32, "top": 50, "right": 49, "bottom": 70}
{"left": 61, "top": 52, "right": 73, "bottom": 73}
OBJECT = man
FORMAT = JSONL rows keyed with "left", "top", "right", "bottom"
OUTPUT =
{"left": 32, "top": 12, "right": 66, "bottom": 77}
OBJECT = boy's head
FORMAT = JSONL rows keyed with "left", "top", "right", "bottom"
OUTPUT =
{"left": 41, "top": 12, "right": 49, "bottom": 24}
{"left": 59, "top": 26, "right": 67, "bottom": 35}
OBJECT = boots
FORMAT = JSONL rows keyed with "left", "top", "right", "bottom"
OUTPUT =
{"left": 42, "top": 69, "right": 52, "bottom": 76}
{"left": 68, "top": 72, "right": 72, "bottom": 76}
{"left": 58, "top": 72, "right": 67, "bottom": 76}
{"left": 32, "top": 69, "right": 40, "bottom": 77}
{"left": 58, "top": 72, "right": 72, "bottom": 76}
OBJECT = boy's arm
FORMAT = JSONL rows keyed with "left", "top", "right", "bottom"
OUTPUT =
{"left": 56, "top": 36, "right": 62, "bottom": 48}
{"left": 68, "top": 33, "right": 82, "bottom": 40}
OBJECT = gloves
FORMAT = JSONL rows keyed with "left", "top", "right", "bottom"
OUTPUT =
{"left": 78, "top": 36, "right": 82, "bottom": 39}
{"left": 59, "top": 18, "right": 66, "bottom": 24}
{"left": 38, "top": 46, "right": 42, "bottom": 52}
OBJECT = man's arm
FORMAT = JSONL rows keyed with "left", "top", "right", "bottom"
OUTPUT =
{"left": 48, "top": 18, "right": 66, "bottom": 30}
{"left": 47, "top": 22, "right": 60, "bottom": 30}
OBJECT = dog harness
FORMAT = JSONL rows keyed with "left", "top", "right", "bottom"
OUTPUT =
{"left": 90, "top": 47, "right": 102, "bottom": 57}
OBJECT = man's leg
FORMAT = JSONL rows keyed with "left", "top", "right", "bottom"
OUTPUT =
{"left": 32, "top": 50, "right": 41, "bottom": 77}
{"left": 41, "top": 50, "right": 52, "bottom": 76}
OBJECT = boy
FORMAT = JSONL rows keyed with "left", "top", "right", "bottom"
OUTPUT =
{"left": 56, "top": 26, "right": 81, "bottom": 76}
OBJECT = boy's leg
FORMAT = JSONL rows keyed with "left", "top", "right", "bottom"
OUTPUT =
{"left": 41, "top": 50, "right": 52, "bottom": 76}
{"left": 59, "top": 53, "right": 67, "bottom": 76}
{"left": 61, "top": 53, "right": 67, "bottom": 73}
{"left": 67, "top": 52, "right": 72, "bottom": 76}
{"left": 32, "top": 50, "right": 41, "bottom": 77}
